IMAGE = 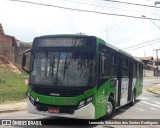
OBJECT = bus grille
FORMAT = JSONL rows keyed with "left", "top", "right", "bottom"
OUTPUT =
{"left": 31, "top": 86, "right": 91, "bottom": 97}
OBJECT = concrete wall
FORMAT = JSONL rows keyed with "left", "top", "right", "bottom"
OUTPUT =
{"left": 0, "top": 34, "right": 32, "bottom": 66}
{"left": 143, "top": 69, "right": 154, "bottom": 77}
{"left": 16, "top": 46, "right": 31, "bottom": 66}
{"left": 0, "top": 24, "right": 31, "bottom": 67}
{"left": 0, "top": 35, "right": 15, "bottom": 62}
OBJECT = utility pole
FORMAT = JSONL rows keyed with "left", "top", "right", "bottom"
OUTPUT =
{"left": 153, "top": 49, "right": 160, "bottom": 78}
{"left": 154, "top": 2, "right": 160, "bottom": 77}
{"left": 141, "top": 14, "right": 160, "bottom": 78}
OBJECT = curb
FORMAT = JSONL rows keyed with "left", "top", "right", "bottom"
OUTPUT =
{"left": 0, "top": 109, "right": 27, "bottom": 114}
{"left": 147, "top": 89, "right": 160, "bottom": 96}
{"left": 0, "top": 101, "right": 27, "bottom": 114}
{"left": 143, "top": 77, "right": 158, "bottom": 79}
{"left": 147, "top": 84, "right": 160, "bottom": 96}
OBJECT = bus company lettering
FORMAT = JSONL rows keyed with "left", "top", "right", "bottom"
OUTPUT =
{"left": 50, "top": 93, "right": 60, "bottom": 96}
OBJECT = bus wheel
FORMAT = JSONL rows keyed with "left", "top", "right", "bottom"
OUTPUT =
{"left": 129, "top": 91, "right": 136, "bottom": 106}
{"left": 104, "top": 96, "right": 115, "bottom": 119}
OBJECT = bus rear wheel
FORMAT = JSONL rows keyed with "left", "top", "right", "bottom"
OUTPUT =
{"left": 104, "top": 96, "right": 115, "bottom": 119}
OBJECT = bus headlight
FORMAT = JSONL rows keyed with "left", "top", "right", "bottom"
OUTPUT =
{"left": 78, "top": 100, "right": 85, "bottom": 108}
{"left": 87, "top": 97, "right": 93, "bottom": 103}
{"left": 78, "top": 96, "right": 93, "bottom": 108}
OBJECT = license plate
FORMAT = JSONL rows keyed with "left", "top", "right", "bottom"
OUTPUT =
{"left": 48, "top": 108, "right": 60, "bottom": 113}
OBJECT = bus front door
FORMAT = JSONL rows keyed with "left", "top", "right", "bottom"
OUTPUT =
{"left": 116, "top": 57, "right": 122, "bottom": 107}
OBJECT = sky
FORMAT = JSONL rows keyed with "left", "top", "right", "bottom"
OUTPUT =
{"left": 0, "top": 0, "right": 160, "bottom": 58}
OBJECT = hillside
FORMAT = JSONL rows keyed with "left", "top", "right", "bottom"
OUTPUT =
{"left": 0, "top": 55, "right": 27, "bottom": 104}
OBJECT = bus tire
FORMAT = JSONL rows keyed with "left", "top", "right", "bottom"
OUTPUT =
{"left": 129, "top": 90, "right": 136, "bottom": 106}
{"left": 104, "top": 96, "right": 115, "bottom": 119}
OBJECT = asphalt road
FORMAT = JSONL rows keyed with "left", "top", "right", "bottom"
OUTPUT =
{"left": 0, "top": 78, "right": 160, "bottom": 128}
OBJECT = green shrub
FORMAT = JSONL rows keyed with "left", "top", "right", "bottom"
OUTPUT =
{"left": 0, "top": 65, "right": 28, "bottom": 104}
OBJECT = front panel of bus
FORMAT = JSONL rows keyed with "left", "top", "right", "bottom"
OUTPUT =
{"left": 27, "top": 35, "right": 98, "bottom": 119}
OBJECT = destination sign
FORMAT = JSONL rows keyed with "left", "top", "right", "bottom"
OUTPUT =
{"left": 33, "top": 37, "right": 94, "bottom": 47}
{"left": 34, "top": 37, "right": 93, "bottom": 47}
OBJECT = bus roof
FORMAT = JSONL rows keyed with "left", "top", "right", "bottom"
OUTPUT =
{"left": 39, "top": 34, "right": 88, "bottom": 38}
{"left": 96, "top": 36, "right": 142, "bottom": 63}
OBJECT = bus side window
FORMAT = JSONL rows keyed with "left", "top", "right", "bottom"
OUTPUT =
{"left": 133, "top": 63, "right": 137, "bottom": 77}
{"left": 137, "top": 63, "right": 140, "bottom": 77}
{"left": 101, "top": 55, "right": 110, "bottom": 77}
{"left": 122, "top": 58, "right": 129, "bottom": 77}
{"left": 139, "top": 64, "right": 143, "bottom": 77}
{"left": 111, "top": 53, "right": 116, "bottom": 77}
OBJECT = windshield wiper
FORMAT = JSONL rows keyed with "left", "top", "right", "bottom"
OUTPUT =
{"left": 45, "top": 50, "right": 55, "bottom": 76}
{"left": 63, "top": 55, "right": 73, "bottom": 80}
{"left": 50, "top": 56, "right": 55, "bottom": 76}
{"left": 63, "top": 56, "right": 67, "bottom": 80}
{"left": 54, "top": 54, "right": 60, "bottom": 85}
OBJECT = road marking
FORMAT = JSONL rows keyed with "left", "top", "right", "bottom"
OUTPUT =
{"left": 141, "top": 101, "right": 160, "bottom": 108}
{"left": 138, "top": 102, "right": 160, "bottom": 111}
{"left": 154, "top": 102, "right": 160, "bottom": 105}
{"left": 137, "top": 97, "right": 149, "bottom": 100}
{"left": 150, "top": 108, "right": 159, "bottom": 111}
{"left": 134, "top": 107, "right": 144, "bottom": 111}
{"left": 138, "top": 102, "right": 148, "bottom": 106}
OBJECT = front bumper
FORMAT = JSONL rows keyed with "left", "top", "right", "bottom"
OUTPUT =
{"left": 27, "top": 98, "right": 95, "bottom": 119}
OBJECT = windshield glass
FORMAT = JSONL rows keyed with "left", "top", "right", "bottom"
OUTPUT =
{"left": 30, "top": 51, "right": 95, "bottom": 87}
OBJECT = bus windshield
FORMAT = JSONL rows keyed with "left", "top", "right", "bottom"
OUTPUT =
{"left": 30, "top": 51, "right": 96, "bottom": 87}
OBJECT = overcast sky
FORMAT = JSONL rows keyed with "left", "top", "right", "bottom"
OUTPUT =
{"left": 0, "top": 0, "right": 160, "bottom": 58}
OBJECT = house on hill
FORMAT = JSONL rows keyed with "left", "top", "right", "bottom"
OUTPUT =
{"left": 0, "top": 23, "right": 31, "bottom": 67}
{"left": 137, "top": 56, "right": 160, "bottom": 77}
{"left": 0, "top": 23, "right": 19, "bottom": 63}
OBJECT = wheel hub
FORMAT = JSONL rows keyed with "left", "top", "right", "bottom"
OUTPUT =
{"left": 107, "top": 101, "right": 113, "bottom": 114}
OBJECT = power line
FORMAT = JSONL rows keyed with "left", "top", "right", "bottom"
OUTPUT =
{"left": 142, "top": 15, "right": 160, "bottom": 30}
{"left": 124, "top": 38, "right": 160, "bottom": 50}
{"left": 125, "top": 40, "right": 160, "bottom": 51}
{"left": 98, "top": 20, "right": 126, "bottom": 32}
{"left": 101, "top": 0, "right": 160, "bottom": 8}
{"left": 5, "top": 0, "right": 160, "bottom": 21}
{"left": 62, "top": 0, "right": 160, "bottom": 15}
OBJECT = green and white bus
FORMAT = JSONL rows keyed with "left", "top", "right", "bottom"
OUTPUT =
{"left": 22, "top": 34, "right": 143, "bottom": 119}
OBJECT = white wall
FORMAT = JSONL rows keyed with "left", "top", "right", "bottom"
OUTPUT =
{"left": 143, "top": 69, "right": 154, "bottom": 77}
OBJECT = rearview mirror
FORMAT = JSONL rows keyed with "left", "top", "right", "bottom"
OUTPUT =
{"left": 22, "top": 49, "right": 31, "bottom": 73}
{"left": 22, "top": 54, "right": 26, "bottom": 67}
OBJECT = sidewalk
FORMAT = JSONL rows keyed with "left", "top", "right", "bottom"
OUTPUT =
{"left": 0, "top": 100, "right": 27, "bottom": 113}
